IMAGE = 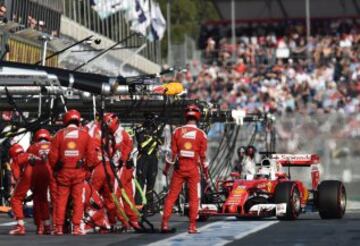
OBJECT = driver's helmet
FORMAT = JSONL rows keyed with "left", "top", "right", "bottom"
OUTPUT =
{"left": 255, "top": 167, "right": 271, "bottom": 179}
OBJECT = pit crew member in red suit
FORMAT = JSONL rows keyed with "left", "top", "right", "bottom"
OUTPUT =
{"left": 48, "top": 109, "right": 90, "bottom": 236}
{"left": 8, "top": 144, "right": 26, "bottom": 235}
{"left": 103, "top": 113, "right": 141, "bottom": 230}
{"left": 161, "top": 104, "right": 209, "bottom": 234}
{"left": 9, "top": 129, "right": 52, "bottom": 235}
{"left": 86, "top": 120, "right": 130, "bottom": 230}
{"left": 9, "top": 144, "right": 26, "bottom": 183}
{"left": 83, "top": 181, "right": 110, "bottom": 233}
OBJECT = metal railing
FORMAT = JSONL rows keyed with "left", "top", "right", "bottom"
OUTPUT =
{"left": 0, "top": 31, "right": 58, "bottom": 66}
{"left": 7, "top": 0, "right": 61, "bottom": 36}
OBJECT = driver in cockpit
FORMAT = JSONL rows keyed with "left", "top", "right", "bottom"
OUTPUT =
{"left": 255, "top": 158, "right": 283, "bottom": 180}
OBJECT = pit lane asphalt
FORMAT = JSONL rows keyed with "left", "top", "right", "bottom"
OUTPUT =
{"left": 227, "top": 210, "right": 360, "bottom": 246}
{"left": 0, "top": 211, "right": 359, "bottom": 246}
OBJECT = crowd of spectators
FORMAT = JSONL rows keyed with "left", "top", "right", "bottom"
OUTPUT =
{"left": 181, "top": 19, "right": 360, "bottom": 115}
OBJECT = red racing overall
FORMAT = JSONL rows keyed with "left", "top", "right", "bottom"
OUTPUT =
{"left": 109, "top": 125, "right": 139, "bottom": 225}
{"left": 10, "top": 141, "right": 52, "bottom": 233}
{"left": 162, "top": 123, "right": 208, "bottom": 229}
{"left": 48, "top": 124, "right": 90, "bottom": 232}
{"left": 83, "top": 181, "right": 110, "bottom": 232}
{"left": 86, "top": 121, "right": 129, "bottom": 227}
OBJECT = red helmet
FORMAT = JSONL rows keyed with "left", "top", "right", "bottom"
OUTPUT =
{"left": 104, "top": 113, "right": 119, "bottom": 133}
{"left": 9, "top": 144, "right": 24, "bottom": 159}
{"left": 185, "top": 104, "right": 201, "bottom": 121}
{"left": 63, "top": 109, "right": 81, "bottom": 125}
{"left": 33, "top": 129, "right": 51, "bottom": 142}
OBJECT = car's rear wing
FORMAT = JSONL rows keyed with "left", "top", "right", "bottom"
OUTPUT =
{"left": 271, "top": 154, "right": 320, "bottom": 166}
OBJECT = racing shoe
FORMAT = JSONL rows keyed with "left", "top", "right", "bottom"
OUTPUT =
{"left": 188, "top": 223, "right": 197, "bottom": 234}
{"left": 9, "top": 224, "right": 25, "bottom": 235}
{"left": 54, "top": 225, "right": 63, "bottom": 236}
{"left": 129, "top": 221, "right": 142, "bottom": 232}
{"left": 36, "top": 224, "right": 44, "bottom": 235}
{"left": 72, "top": 225, "right": 86, "bottom": 236}
{"left": 161, "top": 221, "right": 176, "bottom": 233}
{"left": 161, "top": 221, "right": 169, "bottom": 233}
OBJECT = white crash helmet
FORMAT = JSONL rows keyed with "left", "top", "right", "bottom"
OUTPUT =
{"left": 256, "top": 167, "right": 271, "bottom": 179}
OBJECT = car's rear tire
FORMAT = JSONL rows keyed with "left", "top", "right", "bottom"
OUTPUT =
{"left": 274, "top": 182, "right": 301, "bottom": 220}
{"left": 318, "top": 180, "right": 346, "bottom": 219}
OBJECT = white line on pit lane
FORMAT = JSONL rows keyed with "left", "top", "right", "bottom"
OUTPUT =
{"left": 147, "top": 218, "right": 278, "bottom": 246}
{"left": 0, "top": 221, "right": 20, "bottom": 227}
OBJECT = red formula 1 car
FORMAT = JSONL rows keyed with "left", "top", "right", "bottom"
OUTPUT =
{"left": 197, "top": 154, "right": 346, "bottom": 221}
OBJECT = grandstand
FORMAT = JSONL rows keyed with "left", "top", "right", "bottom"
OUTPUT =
{"left": 180, "top": 0, "right": 360, "bottom": 115}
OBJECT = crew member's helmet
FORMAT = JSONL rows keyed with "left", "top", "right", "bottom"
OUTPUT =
{"left": 64, "top": 109, "right": 81, "bottom": 126}
{"left": 104, "top": 113, "right": 120, "bottom": 134}
{"left": 9, "top": 144, "right": 24, "bottom": 159}
{"left": 185, "top": 104, "right": 201, "bottom": 121}
{"left": 33, "top": 129, "right": 51, "bottom": 142}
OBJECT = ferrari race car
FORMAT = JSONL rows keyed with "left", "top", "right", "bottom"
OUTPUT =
{"left": 197, "top": 154, "right": 346, "bottom": 221}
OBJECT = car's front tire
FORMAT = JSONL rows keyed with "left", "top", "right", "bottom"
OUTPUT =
{"left": 274, "top": 182, "right": 301, "bottom": 220}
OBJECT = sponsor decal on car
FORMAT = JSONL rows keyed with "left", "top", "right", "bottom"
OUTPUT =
{"left": 233, "top": 186, "right": 246, "bottom": 195}
{"left": 276, "top": 203, "right": 287, "bottom": 215}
